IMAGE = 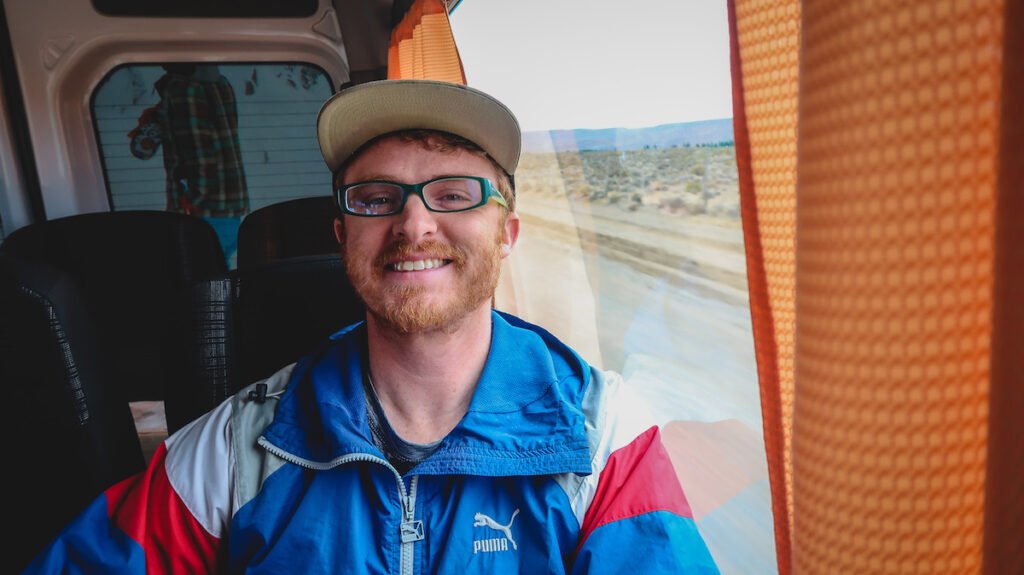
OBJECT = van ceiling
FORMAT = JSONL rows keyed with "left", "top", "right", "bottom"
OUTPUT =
{"left": 85, "top": 0, "right": 420, "bottom": 87}
{"left": 335, "top": 0, "right": 413, "bottom": 85}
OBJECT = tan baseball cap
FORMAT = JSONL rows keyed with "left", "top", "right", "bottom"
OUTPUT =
{"left": 317, "top": 79, "right": 521, "bottom": 177}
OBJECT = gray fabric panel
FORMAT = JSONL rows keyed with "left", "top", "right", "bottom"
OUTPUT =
{"left": 230, "top": 363, "right": 295, "bottom": 513}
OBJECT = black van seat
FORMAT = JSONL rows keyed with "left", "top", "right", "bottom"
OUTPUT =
{"left": 0, "top": 255, "right": 146, "bottom": 572}
{"left": 172, "top": 253, "right": 364, "bottom": 430}
{"left": 0, "top": 211, "right": 227, "bottom": 422}
{"left": 237, "top": 196, "right": 338, "bottom": 268}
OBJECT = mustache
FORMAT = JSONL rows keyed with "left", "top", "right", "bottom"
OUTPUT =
{"left": 373, "top": 239, "right": 466, "bottom": 269}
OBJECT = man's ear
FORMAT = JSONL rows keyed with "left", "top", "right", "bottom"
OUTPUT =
{"left": 333, "top": 217, "right": 345, "bottom": 247}
{"left": 500, "top": 212, "right": 520, "bottom": 258}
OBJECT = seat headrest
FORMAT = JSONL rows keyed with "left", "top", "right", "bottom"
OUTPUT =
{"left": 237, "top": 197, "right": 338, "bottom": 268}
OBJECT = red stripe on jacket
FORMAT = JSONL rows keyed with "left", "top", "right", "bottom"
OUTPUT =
{"left": 105, "top": 443, "right": 221, "bottom": 573}
{"left": 577, "top": 426, "right": 694, "bottom": 547}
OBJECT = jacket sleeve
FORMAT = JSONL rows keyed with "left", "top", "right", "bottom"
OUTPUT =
{"left": 24, "top": 399, "right": 235, "bottom": 574}
{"left": 568, "top": 369, "right": 718, "bottom": 574}
{"left": 571, "top": 426, "right": 718, "bottom": 574}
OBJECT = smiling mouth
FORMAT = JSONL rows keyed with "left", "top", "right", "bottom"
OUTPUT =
{"left": 386, "top": 258, "right": 451, "bottom": 272}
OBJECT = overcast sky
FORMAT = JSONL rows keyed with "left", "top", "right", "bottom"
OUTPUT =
{"left": 450, "top": 0, "right": 734, "bottom": 132}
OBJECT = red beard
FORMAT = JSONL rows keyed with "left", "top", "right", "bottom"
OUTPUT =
{"left": 345, "top": 234, "right": 503, "bottom": 334}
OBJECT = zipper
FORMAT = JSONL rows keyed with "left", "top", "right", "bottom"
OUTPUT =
{"left": 400, "top": 476, "right": 420, "bottom": 575}
{"left": 257, "top": 437, "right": 424, "bottom": 574}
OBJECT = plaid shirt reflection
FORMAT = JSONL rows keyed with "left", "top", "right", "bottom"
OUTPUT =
{"left": 154, "top": 73, "right": 249, "bottom": 217}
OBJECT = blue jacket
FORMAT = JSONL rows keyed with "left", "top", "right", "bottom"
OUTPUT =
{"left": 28, "top": 312, "right": 718, "bottom": 574}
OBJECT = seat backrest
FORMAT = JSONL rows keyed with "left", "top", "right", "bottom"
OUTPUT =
{"left": 0, "top": 255, "right": 145, "bottom": 571}
{"left": 171, "top": 254, "right": 364, "bottom": 431}
{"left": 237, "top": 196, "right": 338, "bottom": 268}
{"left": 0, "top": 211, "right": 227, "bottom": 402}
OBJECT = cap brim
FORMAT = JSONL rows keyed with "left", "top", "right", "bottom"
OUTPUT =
{"left": 317, "top": 80, "right": 521, "bottom": 177}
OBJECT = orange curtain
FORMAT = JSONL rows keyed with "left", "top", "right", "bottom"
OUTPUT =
{"left": 727, "top": 1, "right": 799, "bottom": 573}
{"left": 731, "top": 0, "right": 1021, "bottom": 572}
{"left": 388, "top": 0, "right": 467, "bottom": 84}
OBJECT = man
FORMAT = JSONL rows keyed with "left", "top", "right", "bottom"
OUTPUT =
{"left": 27, "top": 80, "right": 718, "bottom": 573}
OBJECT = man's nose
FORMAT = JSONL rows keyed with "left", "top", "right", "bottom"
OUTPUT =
{"left": 392, "top": 194, "right": 437, "bottom": 241}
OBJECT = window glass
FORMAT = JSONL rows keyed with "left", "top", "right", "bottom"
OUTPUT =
{"left": 453, "top": 3, "right": 774, "bottom": 573}
{"left": 91, "top": 0, "right": 318, "bottom": 18}
{"left": 92, "top": 63, "right": 333, "bottom": 266}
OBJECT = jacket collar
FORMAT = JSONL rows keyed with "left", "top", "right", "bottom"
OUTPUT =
{"left": 260, "top": 311, "right": 592, "bottom": 476}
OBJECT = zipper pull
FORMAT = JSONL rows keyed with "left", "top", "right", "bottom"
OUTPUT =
{"left": 399, "top": 489, "right": 424, "bottom": 543}
{"left": 400, "top": 520, "right": 424, "bottom": 543}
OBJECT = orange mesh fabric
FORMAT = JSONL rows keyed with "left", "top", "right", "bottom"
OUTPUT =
{"left": 388, "top": 0, "right": 466, "bottom": 83}
{"left": 729, "top": 0, "right": 800, "bottom": 571}
{"left": 794, "top": 0, "right": 1004, "bottom": 572}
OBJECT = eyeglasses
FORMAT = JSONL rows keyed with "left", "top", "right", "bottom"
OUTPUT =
{"left": 336, "top": 176, "right": 508, "bottom": 217}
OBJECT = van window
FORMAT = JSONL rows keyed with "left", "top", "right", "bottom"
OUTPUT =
{"left": 91, "top": 63, "right": 333, "bottom": 265}
{"left": 453, "top": 3, "right": 772, "bottom": 573}
{"left": 91, "top": 0, "right": 318, "bottom": 18}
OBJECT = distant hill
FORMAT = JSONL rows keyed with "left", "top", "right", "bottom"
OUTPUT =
{"left": 522, "top": 118, "right": 733, "bottom": 153}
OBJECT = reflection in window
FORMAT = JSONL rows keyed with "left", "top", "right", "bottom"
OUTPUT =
{"left": 92, "top": 63, "right": 333, "bottom": 266}
{"left": 512, "top": 136, "right": 770, "bottom": 572}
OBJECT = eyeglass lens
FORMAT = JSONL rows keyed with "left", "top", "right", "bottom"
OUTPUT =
{"left": 346, "top": 178, "right": 484, "bottom": 215}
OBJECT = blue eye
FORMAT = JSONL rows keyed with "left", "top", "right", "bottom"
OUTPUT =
{"left": 424, "top": 179, "right": 482, "bottom": 210}
{"left": 346, "top": 183, "right": 403, "bottom": 214}
{"left": 438, "top": 190, "right": 473, "bottom": 201}
{"left": 364, "top": 195, "right": 394, "bottom": 206}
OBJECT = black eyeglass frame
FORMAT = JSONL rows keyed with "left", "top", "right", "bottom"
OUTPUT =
{"left": 335, "top": 176, "right": 508, "bottom": 217}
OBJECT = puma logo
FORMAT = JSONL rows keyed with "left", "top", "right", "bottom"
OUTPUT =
{"left": 472, "top": 508, "right": 520, "bottom": 553}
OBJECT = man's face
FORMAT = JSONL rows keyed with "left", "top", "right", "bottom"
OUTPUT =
{"left": 335, "top": 136, "right": 519, "bottom": 334}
